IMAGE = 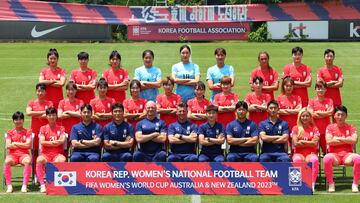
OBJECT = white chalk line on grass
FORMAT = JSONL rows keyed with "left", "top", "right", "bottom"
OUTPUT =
{"left": 191, "top": 195, "right": 201, "bottom": 203}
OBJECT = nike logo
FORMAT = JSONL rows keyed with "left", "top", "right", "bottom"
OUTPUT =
{"left": 31, "top": 25, "right": 66, "bottom": 38}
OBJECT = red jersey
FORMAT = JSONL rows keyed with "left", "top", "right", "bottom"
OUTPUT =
{"left": 308, "top": 97, "right": 333, "bottom": 135}
{"left": 291, "top": 125, "right": 319, "bottom": 156}
{"left": 277, "top": 94, "right": 302, "bottom": 131}
{"left": 282, "top": 64, "right": 311, "bottom": 107}
{"left": 58, "top": 98, "right": 84, "bottom": 134}
{"left": 326, "top": 123, "right": 356, "bottom": 154}
{"left": 123, "top": 97, "right": 147, "bottom": 131}
{"left": 6, "top": 128, "right": 31, "bottom": 155}
{"left": 156, "top": 93, "right": 182, "bottom": 127}
{"left": 39, "top": 124, "right": 65, "bottom": 156}
{"left": 90, "top": 97, "right": 116, "bottom": 127}
{"left": 213, "top": 92, "right": 239, "bottom": 128}
{"left": 317, "top": 65, "right": 343, "bottom": 106}
{"left": 250, "top": 67, "right": 279, "bottom": 100}
{"left": 102, "top": 67, "right": 129, "bottom": 103}
{"left": 187, "top": 98, "right": 211, "bottom": 126}
{"left": 69, "top": 68, "right": 97, "bottom": 104}
{"left": 40, "top": 67, "right": 66, "bottom": 107}
{"left": 245, "top": 92, "right": 271, "bottom": 125}
{"left": 27, "top": 99, "right": 54, "bottom": 137}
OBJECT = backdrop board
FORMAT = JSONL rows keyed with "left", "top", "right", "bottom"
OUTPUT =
{"left": 0, "top": 21, "right": 111, "bottom": 40}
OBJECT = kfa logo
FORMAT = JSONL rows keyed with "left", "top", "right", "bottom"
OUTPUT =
{"left": 288, "top": 167, "right": 302, "bottom": 187}
{"left": 350, "top": 22, "right": 360, "bottom": 38}
{"left": 54, "top": 171, "right": 77, "bottom": 187}
{"left": 288, "top": 23, "right": 307, "bottom": 38}
{"left": 133, "top": 26, "right": 140, "bottom": 35}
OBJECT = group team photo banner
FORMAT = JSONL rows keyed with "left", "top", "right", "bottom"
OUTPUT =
{"left": 128, "top": 22, "right": 250, "bottom": 41}
{"left": 46, "top": 162, "right": 312, "bottom": 195}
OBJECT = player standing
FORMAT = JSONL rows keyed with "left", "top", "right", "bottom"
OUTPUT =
{"left": 38, "top": 48, "right": 66, "bottom": 108}
{"left": 69, "top": 52, "right": 97, "bottom": 104}
{"left": 102, "top": 50, "right": 130, "bottom": 103}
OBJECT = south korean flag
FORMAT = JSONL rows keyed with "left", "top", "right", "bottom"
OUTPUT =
{"left": 54, "top": 171, "right": 77, "bottom": 187}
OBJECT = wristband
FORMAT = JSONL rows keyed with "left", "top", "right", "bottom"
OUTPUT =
{"left": 179, "top": 135, "right": 183, "bottom": 140}
{"left": 80, "top": 139, "right": 83, "bottom": 144}
{"left": 207, "top": 137, "right": 211, "bottom": 142}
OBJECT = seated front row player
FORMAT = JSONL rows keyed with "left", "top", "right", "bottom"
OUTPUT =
{"left": 259, "top": 100, "right": 291, "bottom": 162}
{"left": 102, "top": 103, "right": 134, "bottom": 162}
{"left": 198, "top": 105, "right": 226, "bottom": 162}
{"left": 134, "top": 101, "right": 167, "bottom": 162}
{"left": 36, "top": 107, "right": 66, "bottom": 193}
{"left": 70, "top": 104, "right": 102, "bottom": 162}
{"left": 168, "top": 102, "right": 198, "bottom": 162}
{"left": 226, "top": 101, "right": 259, "bottom": 162}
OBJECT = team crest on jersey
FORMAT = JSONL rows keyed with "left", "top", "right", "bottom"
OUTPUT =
{"left": 120, "top": 75, "right": 123, "bottom": 79}
{"left": 233, "top": 127, "right": 238, "bottom": 132}
{"left": 346, "top": 130, "right": 350, "bottom": 136}
{"left": 123, "top": 129, "right": 127, "bottom": 137}
{"left": 270, "top": 75, "right": 273, "bottom": 80}
{"left": 57, "top": 131, "right": 60, "bottom": 135}
{"left": 45, "top": 105, "right": 48, "bottom": 109}
{"left": 310, "top": 132, "right": 313, "bottom": 137}
{"left": 303, "top": 71, "right": 306, "bottom": 77}
{"left": 216, "top": 129, "right": 219, "bottom": 135}
{"left": 107, "top": 103, "right": 111, "bottom": 108}
{"left": 173, "top": 100, "right": 177, "bottom": 105}
{"left": 142, "top": 124, "right": 146, "bottom": 129}
{"left": 155, "top": 122, "right": 160, "bottom": 131}
{"left": 88, "top": 75, "right": 92, "bottom": 80}
{"left": 186, "top": 126, "right": 191, "bottom": 134}
{"left": 92, "top": 130, "right": 95, "bottom": 135}
{"left": 325, "top": 104, "right": 328, "bottom": 109}
{"left": 140, "top": 104, "right": 143, "bottom": 109}
{"left": 76, "top": 105, "right": 79, "bottom": 110}
{"left": 293, "top": 101, "right": 297, "bottom": 106}
{"left": 77, "top": 130, "right": 83, "bottom": 135}
{"left": 57, "top": 74, "right": 60, "bottom": 79}
{"left": 335, "top": 73, "right": 338, "bottom": 79}
{"left": 110, "top": 130, "right": 116, "bottom": 135}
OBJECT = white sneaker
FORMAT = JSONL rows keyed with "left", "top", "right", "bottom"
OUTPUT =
{"left": 21, "top": 185, "right": 28, "bottom": 193}
{"left": 40, "top": 184, "right": 46, "bottom": 193}
{"left": 328, "top": 183, "right": 335, "bottom": 193}
{"left": 312, "top": 183, "right": 316, "bottom": 192}
{"left": 6, "top": 185, "right": 13, "bottom": 193}
{"left": 352, "top": 184, "right": 359, "bottom": 193}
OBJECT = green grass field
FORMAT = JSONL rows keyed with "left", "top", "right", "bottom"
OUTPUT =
{"left": 1, "top": 42, "right": 360, "bottom": 202}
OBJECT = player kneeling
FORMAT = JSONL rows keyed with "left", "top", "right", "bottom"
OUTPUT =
{"left": 4, "top": 112, "right": 32, "bottom": 193}
{"left": 102, "top": 103, "right": 134, "bottom": 162}
{"left": 36, "top": 107, "right": 66, "bottom": 193}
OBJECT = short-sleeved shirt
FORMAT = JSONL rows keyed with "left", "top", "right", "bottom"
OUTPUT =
{"left": 187, "top": 98, "right": 211, "bottom": 126}
{"left": 123, "top": 97, "right": 147, "bottom": 131}
{"left": 102, "top": 67, "right": 129, "bottom": 103}
{"left": 259, "top": 118, "right": 289, "bottom": 153}
{"left": 168, "top": 120, "right": 198, "bottom": 154}
{"left": 27, "top": 99, "right": 54, "bottom": 136}
{"left": 171, "top": 62, "right": 200, "bottom": 103}
{"left": 308, "top": 97, "right": 333, "bottom": 135}
{"left": 70, "top": 68, "right": 97, "bottom": 104}
{"left": 213, "top": 92, "right": 239, "bottom": 128}
{"left": 40, "top": 67, "right": 66, "bottom": 107}
{"left": 156, "top": 93, "right": 182, "bottom": 127}
{"left": 326, "top": 123, "right": 356, "bottom": 155}
{"left": 198, "top": 122, "right": 225, "bottom": 155}
{"left": 136, "top": 118, "right": 167, "bottom": 154}
{"left": 90, "top": 97, "right": 116, "bottom": 127}
{"left": 102, "top": 121, "right": 134, "bottom": 153}
{"left": 39, "top": 124, "right": 65, "bottom": 156}
{"left": 317, "top": 66, "right": 343, "bottom": 106}
{"left": 226, "top": 119, "right": 259, "bottom": 153}
{"left": 58, "top": 98, "right": 84, "bottom": 134}
{"left": 6, "top": 128, "right": 31, "bottom": 155}
{"left": 134, "top": 65, "right": 162, "bottom": 102}
{"left": 282, "top": 64, "right": 311, "bottom": 107}
{"left": 70, "top": 121, "right": 102, "bottom": 153}
{"left": 276, "top": 94, "right": 302, "bottom": 131}
{"left": 249, "top": 67, "right": 279, "bottom": 100}
{"left": 206, "top": 64, "right": 234, "bottom": 101}
{"left": 245, "top": 92, "right": 271, "bottom": 125}
{"left": 291, "top": 125, "right": 319, "bottom": 155}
